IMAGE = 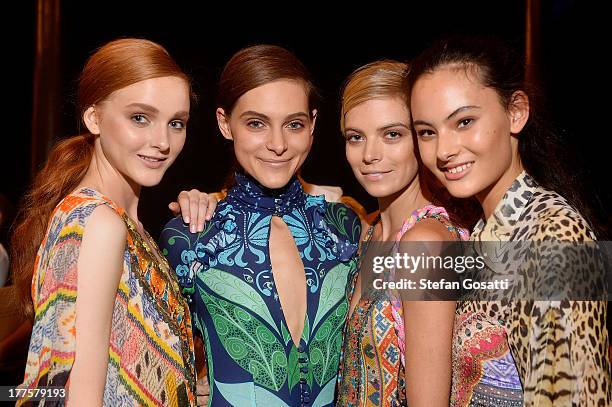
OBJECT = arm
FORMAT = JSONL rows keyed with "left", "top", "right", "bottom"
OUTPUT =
{"left": 67, "top": 206, "right": 126, "bottom": 406}
{"left": 400, "top": 219, "right": 456, "bottom": 406}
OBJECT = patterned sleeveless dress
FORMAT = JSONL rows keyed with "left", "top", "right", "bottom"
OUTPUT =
{"left": 337, "top": 204, "right": 468, "bottom": 406}
{"left": 19, "top": 188, "right": 196, "bottom": 406}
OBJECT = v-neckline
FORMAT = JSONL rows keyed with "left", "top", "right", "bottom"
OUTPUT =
{"left": 347, "top": 216, "right": 380, "bottom": 321}
{"left": 267, "top": 213, "right": 308, "bottom": 348}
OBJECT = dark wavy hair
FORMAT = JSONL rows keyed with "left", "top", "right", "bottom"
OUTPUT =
{"left": 406, "top": 35, "right": 609, "bottom": 239}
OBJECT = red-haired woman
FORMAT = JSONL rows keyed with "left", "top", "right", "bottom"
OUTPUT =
{"left": 12, "top": 38, "right": 197, "bottom": 406}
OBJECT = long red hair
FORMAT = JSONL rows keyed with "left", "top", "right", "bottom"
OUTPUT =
{"left": 11, "top": 38, "right": 190, "bottom": 318}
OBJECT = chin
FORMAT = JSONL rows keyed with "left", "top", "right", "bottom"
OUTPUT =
{"left": 134, "top": 173, "right": 165, "bottom": 188}
{"left": 445, "top": 184, "right": 479, "bottom": 199}
{"left": 360, "top": 183, "right": 392, "bottom": 199}
{"left": 255, "top": 173, "right": 294, "bottom": 189}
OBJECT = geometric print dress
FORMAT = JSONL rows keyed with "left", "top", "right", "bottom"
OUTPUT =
{"left": 18, "top": 188, "right": 196, "bottom": 406}
{"left": 337, "top": 204, "right": 468, "bottom": 407}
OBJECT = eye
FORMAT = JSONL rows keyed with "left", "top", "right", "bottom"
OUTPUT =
{"left": 458, "top": 118, "right": 474, "bottom": 128}
{"left": 169, "top": 120, "right": 186, "bottom": 130}
{"left": 416, "top": 128, "right": 436, "bottom": 139}
{"left": 131, "top": 114, "right": 149, "bottom": 126}
{"left": 384, "top": 131, "right": 402, "bottom": 140}
{"left": 287, "top": 120, "right": 304, "bottom": 130}
{"left": 247, "top": 120, "right": 265, "bottom": 129}
{"left": 345, "top": 133, "right": 364, "bottom": 143}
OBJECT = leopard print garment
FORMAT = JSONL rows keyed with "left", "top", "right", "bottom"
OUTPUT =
{"left": 452, "top": 171, "right": 610, "bottom": 406}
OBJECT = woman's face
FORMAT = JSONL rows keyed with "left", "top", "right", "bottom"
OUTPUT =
{"left": 410, "top": 66, "right": 527, "bottom": 207}
{"left": 217, "top": 79, "right": 316, "bottom": 189}
{"left": 84, "top": 75, "right": 190, "bottom": 188}
{"left": 344, "top": 96, "right": 418, "bottom": 199}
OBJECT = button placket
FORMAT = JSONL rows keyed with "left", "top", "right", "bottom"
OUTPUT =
{"left": 297, "top": 342, "right": 310, "bottom": 406}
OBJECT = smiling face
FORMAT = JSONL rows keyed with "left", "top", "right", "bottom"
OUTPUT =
{"left": 216, "top": 79, "right": 316, "bottom": 189}
{"left": 83, "top": 75, "right": 190, "bottom": 188}
{"left": 410, "top": 65, "right": 528, "bottom": 212}
{"left": 344, "top": 96, "right": 418, "bottom": 198}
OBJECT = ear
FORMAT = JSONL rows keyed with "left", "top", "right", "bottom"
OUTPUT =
{"left": 508, "top": 91, "right": 530, "bottom": 134}
{"left": 83, "top": 105, "right": 100, "bottom": 135}
{"left": 216, "top": 108, "right": 233, "bottom": 141}
{"left": 309, "top": 109, "right": 318, "bottom": 136}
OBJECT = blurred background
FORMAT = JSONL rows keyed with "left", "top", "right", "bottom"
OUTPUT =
{"left": 1, "top": 0, "right": 609, "bottom": 389}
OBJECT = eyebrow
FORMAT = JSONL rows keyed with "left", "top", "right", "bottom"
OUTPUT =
{"left": 378, "top": 122, "right": 411, "bottom": 132}
{"left": 174, "top": 111, "right": 190, "bottom": 120}
{"left": 125, "top": 103, "right": 159, "bottom": 114}
{"left": 343, "top": 126, "right": 362, "bottom": 134}
{"left": 126, "top": 103, "right": 189, "bottom": 120}
{"left": 413, "top": 105, "right": 481, "bottom": 127}
{"left": 446, "top": 105, "right": 480, "bottom": 120}
{"left": 344, "top": 122, "right": 410, "bottom": 134}
{"left": 239, "top": 111, "right": 309, "bottom": 121}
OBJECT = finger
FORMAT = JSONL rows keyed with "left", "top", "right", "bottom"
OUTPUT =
{"left": 196, "top": 374, "right": 208, "bottom": 385}
{"left": 205, "top": 194, "right": 218, "bottom": 221}
{"left": 197, "top": 193, "right": 208, "bottom": 232}
{"left": 189, "top": 189, "right": 200, "bottom": 233}
{"left": 168, "top": 201, "right": 180, "bottom": 215}
{"left": 178, "top": 191, "right": 191, "bottom": 224}
{"left": 196, "top": 395, "right": 209, "bottom": 406}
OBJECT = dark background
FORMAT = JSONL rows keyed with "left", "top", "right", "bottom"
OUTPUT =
{"left": 3, "top": 0, "right": 609, "bottom": 239}
{"left": 0, "top": 0, "right": 609, "bottom": 394}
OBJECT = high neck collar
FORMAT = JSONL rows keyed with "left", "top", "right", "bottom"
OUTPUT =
{"left": 472, "top": 171, "right": 536, "bottom": 239}
{"left": 225, "top": 172, "right": 306, "bottom": 215}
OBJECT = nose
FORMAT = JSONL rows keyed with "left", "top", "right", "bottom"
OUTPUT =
{"left": 363, "top": 137, "right": 382, "bottom": 164}
{"left": 436, "top": 130, "right": 460, "bottom": 162}
{"left": 151, "top": 124, "right": 170, "bottom": 152}
{"left": 266, "top": 127, "right": 288, "bottom": 155}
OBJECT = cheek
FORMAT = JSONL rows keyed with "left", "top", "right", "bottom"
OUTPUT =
{"left": 345, "top": 145, "right": 362, "bottom": 169}
{"left": 289, "top": 132, "right": 313, "bottom": 154}
{"left": 172, "top": 133, "right": 187, "bottom": 155}
{"left": 417, "top": 141, "right": 438, "bottom": 171}
{"left": 232, "top": 131, "right": 260, "bottom": 156}
{"left": 471, "top": 128, "right": 509, "bottom": 158}
{"left": 99, "top": 129, "right": 128, "bottom": 156}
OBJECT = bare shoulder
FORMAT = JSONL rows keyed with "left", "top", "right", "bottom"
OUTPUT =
{"left": 400, "top": 218, "right": 455, "bottom": 242}
{"left": 79, "top": 205, "right": 127, "bottom": 279}
{"left": 83, "top": 205, "right": 127, "bottom": 242}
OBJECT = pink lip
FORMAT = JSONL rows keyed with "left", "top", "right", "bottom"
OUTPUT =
{"left": 441, "top": 161, "right": 474, "bottom": 181}
{"left": 361, "top": 170, "right": 392, "bottom": 181}
{"left": 259, "top": 158, "right": 291, "bottom": 167}
{"left": 137, "top": 154, "right": 167, "bottom": 169}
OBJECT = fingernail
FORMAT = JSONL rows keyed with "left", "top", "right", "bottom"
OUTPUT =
{"left": 184, "top": 216, "right": 190, "bottom": 223}
{"left": 190, "top": 225, "right": 196, "bottom": 233}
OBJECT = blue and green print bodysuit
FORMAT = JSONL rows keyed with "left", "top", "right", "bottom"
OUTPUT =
{"left": 160, "top": 173, "right": 360, "bottom": 406}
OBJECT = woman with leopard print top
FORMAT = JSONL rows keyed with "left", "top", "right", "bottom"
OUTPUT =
{"left": 407, "top": 36, "right": 610, "bottom": 406}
